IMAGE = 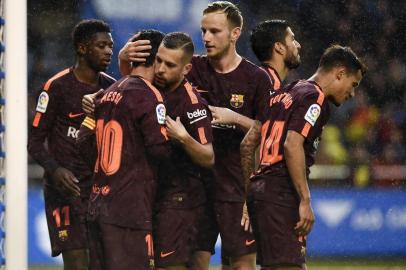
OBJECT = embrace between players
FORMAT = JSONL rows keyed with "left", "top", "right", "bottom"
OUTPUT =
{"left": 28, "top": 1, "right": 366, "bottom": 270}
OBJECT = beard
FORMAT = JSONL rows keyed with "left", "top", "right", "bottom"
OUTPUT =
{"left": 284, "top": 51, "right": 301, "bottom": 70}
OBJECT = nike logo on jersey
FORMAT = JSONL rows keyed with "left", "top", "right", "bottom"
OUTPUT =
{"left": 68, "top": 112, "right": 84, "bottom": 118}
{"left": 160, "top": 250, "right": 175, "bottom": 258}
{"left": 245, "top": 239, "right": 255, "bottom": 246}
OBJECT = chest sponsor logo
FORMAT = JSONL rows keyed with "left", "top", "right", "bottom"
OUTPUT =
{"left": 230, "top": 94, "right": 244, "bottom": 108}
{"left": 67, "top": 126, "right": 79, "bottom": 139}
{"left": 156, "top": 103, "right": 166, "bottom": 124}
{"left": 187, "top": 108, "right": 207, "bottom": 124}
{"left": 36, "top": 91, "right": 49, "bottom": 113}
{"left": 304, "top": 104, "right": 321, "bottom": 126}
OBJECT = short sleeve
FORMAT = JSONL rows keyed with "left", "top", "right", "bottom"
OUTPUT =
{"left": 140, "top": 100, "right": 168, "bottom": 147}
{"left": 183, "top": 101, "right": 213, "bottom": 145}
{"left": 288, "top": 92, "right": 325, "bottom": 138}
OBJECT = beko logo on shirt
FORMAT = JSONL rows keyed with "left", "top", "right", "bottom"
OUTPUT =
{"left": 187, "top": 109, "right": 207, "bottom": 124}
{"left": 67, "top": 126, "right": 79, "bottom": 139}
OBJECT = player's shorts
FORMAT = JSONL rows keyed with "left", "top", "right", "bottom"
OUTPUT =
{"left": 247, "top": 198, "right": 306, "bottom": 267}
{"left": 44, "top": 189, "right": 88, "bottom": 257}
{"left": 215, "top": 201, "right": 256, "bottom": 258}
{"left": 194, "top": 200, "right": 218, "bottom": 254}
{"left": 88, "top": 220, "right": 154, "bottom": 270}
{"left": 154, "top": 206, "right": 202, "bottom": 268}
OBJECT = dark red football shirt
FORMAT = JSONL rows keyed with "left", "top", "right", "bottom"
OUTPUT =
{"left": 90, "top": 75, "right": 169, "bottom": 230}
{"left": 28, "top": 67, "right": 116, "bottom": 193}
{"left": 156, "top": 80, "right": 213, "bottom": 209}
{"left": 251, "top": 80, "right": 330, "bottom": 201}
{"left": 186, "top": 55, "right": 272, "bottom": 202}
{"left": 261, "top": 64, "right": 282, "bottom": 93}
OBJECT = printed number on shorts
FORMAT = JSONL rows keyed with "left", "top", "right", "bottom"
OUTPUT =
{"left": 260, "top": 120, "right": 284, "bottom": 165}
{"left": 52, "top": 206, "right": 70, "bottom": 228}
{"left": 95, "top": 119, "right": 123, "bottom": 175}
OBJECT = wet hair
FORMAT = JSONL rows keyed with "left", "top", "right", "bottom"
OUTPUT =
{"left": 203, "top": 1, "right": 243, "bottom": 29}
{"left": 162, "top": 32, "right": 194, "bottom": 63}
{"left": 319, "top": 45, "right": 367, "bottom": 76}
{"left": 250, "top": 19, "right": 289, "bottom": 62}
{"left": 131, "top": 29, "right": 165, "bottom": 68}
{"left": 72, "top": 19, "right": 111, "bottom": 51}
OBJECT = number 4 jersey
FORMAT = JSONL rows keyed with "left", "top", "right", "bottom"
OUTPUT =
{"left": 256, "top": 80, "right": 331, "bottom": 178}
{"left": 87, "top": 75, "right": 170, "bottom": 230}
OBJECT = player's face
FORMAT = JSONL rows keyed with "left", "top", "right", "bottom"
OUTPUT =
{"left": 331, "top": 69, "right": 363, "bottom": 106}
{"left": 154, "top": 45, "right": 191, "bottom": 91}
{"left": 84, "top": 32, "right": 113, "bottom": 72}
{"left": 201, "top": 12, "right": 233, "bottom": 59}
{"left": 283, "top": 27, "right": 301, "bottom": 69}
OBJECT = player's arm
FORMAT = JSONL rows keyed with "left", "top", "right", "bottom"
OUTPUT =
{"left": 165, "top": 115, "right": 214, "bottom": 168}
{"left": 28, "top": 87, "right": 80, "bottom": 197}
{"left": 118, "top": 34, "right": 151, "bottom": 76}
{"left": 209, "top": 105, "right": 254, "bottom": 132}
{"left": 240, "top": 120, "right": 262, "bottom": 192}
{"left": 284, "top": 130, "right": 314, "bottom": 236}
{"left": 76, "top": 116, "right": 98, "bottom": 170}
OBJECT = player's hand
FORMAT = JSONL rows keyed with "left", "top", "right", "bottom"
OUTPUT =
{"left": 52, "top": 167, "right": 80, "bottom": 197}
{"left": 241, "top": 201, "right": 252, "bottom": 232}
{"left": 118, "top": 33, "right": 151, "bottom": 63}
{"left": 295, "top": 200, "right": 315, "bottom": 236}
{"left": 165, "top": 116, "right": 189, "bottom": 143}
{"left": 209, "top": 105, "right": 238, "bottom": 125}
{"left": 82, "top": 89, "right": 103, "bottom": 115}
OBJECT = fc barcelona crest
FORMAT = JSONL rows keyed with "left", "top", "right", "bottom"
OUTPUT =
{"left": 230, "top": 94, "right": 244, "bottom": 108}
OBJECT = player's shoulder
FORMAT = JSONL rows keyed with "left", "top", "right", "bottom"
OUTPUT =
{"left": 43, "top": 67, "right": 72, "bottom": 91}
{"left": 291, "top": 80, "right": 325, "bottom": 103}
{"left": 191, "top": 54, "right": 209, "bottom": 65}
{"left": 240, "top": 58, "right": 270, "bottom": 79}
{"left": 99, "top": 72, "right": 117, "bottom": 84}
{"left": 182, "top": 80, "right": 206, "bottom": 106}
{"left": 126, "top": 75, "right": 164, "bottom": 103}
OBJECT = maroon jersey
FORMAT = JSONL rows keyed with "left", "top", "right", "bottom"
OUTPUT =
{"left": 156, "top": 80, "right": 213, "bottom": 209}
{"left": 186, "top": 55, "right": 272, "bottom": 202}
{"left": 255, "top": 80, "right": 330, "bottom": 178}
{"left": 90, "top": 75, "right": 169, "bottom": 230}
{"left": 28, "top": 68, "right": 115, "bottom": 191}
{"left": 261, "top": 64, "right": 282, "bottom": 93}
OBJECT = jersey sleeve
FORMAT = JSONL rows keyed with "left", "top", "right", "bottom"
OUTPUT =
{"left": 139, "top": 99, "right": 169, "bottom": 147}
{"left": 183, "top": 100, "right": 213, "bottom": 145}
{"left": 27, "top": 82, "right": 61, "bottom": 174}
{"left": 253, "top": 69, "right": 273, "bottom": 122}
{"left": 288, "top": 91, "right": 326, "bottom": 138}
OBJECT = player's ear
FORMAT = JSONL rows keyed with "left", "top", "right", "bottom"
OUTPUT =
{"left": 274, "top": 42, "right": 285, "bottom": 56}
{"left": 230, "top": 27, "right": 241, "bottom": 42}
{"left": 336, "top": 66, "right": 346, "bottom": 80}
{"left": 183, "top": 63, "right": 192, "bottom": 75}
{"left": 77, "top": 42, "right": 87, "bottom": 56}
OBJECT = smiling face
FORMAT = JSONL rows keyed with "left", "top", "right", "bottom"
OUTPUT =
{"left": 82, "top": 32, "right": 113, "bottom": 72}
{"left": 201, "top": 11, "right": 237, "bottom": 59}
{"left": 329, "top": 68, "right": 363, "bottom": 106}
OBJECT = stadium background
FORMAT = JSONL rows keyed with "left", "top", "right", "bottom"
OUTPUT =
{"left": 27, "top": 0, "right": 406, "bottom": 269}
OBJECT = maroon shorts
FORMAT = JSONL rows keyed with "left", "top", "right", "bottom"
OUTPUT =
{"left": 247, "top": 199, "right": 306, "bottom": 267}
{"left": 44, "top": 190, "right": 88, "bottom": 257}
{"left": 215, "top": 201, "right": 257, "bottom": 258}
{"left": 88, "top": 220, "right": 154, "bottom": 270}
{"left": 194, "top": 200, "right": 218, "bottom": 254}
{"left": 154, "top": 206, "right": 201, "bottom": 268}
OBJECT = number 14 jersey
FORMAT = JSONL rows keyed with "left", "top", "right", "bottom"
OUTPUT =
{"left": 256, "top": 80, "right": 331, "bottom": 177}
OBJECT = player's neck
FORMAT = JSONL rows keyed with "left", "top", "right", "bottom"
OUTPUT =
{"left": 308, "top": 71, "right": 334, "bottom": 94}
{"left": 131, "top": 66, "right": 154, "bottom": 82}
{"left": 209, "top": 49, "right": 242, "bottom": 74}
{"left": 262, "top": 59, "right": 288, "bottom": 81}
{"left": 73, "top": 62, "right": 100, "bottom": 86}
